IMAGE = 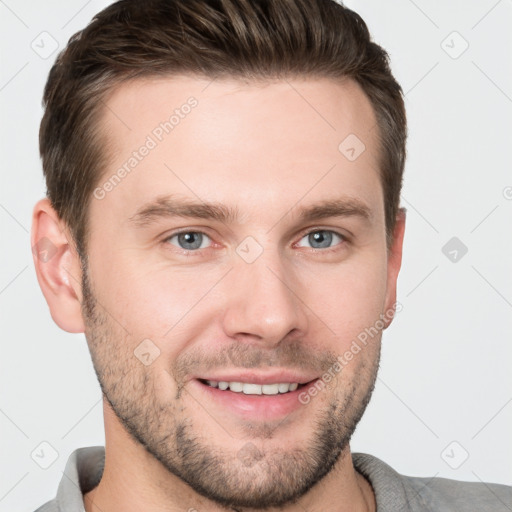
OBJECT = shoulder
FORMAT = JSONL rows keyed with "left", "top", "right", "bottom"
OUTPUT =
{"left": 405, "top": 474, "right": 512, "bottom": 511}
{"left": 33, "top": 500, "right": 59, "bottom": 512}
{"left": 353, "top": 452, "right": 511, "bottom": 512}
{"left": 32, "top": 446, "right": 105, "bottom": 512}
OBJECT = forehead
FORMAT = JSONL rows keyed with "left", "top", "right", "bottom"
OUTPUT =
{"left": 94, "top": 75, "right": 382, "bottom": 224}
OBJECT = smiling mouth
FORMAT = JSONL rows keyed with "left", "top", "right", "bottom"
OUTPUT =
{"left": 197, "top": 378, "right": 315, "bottom": 396}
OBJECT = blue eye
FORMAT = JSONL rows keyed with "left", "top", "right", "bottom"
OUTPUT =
{"left": 297, "top": 230, "right": 344, "bottom": 249}
{"left": 167, "top": 231, "right": 212, "bottom": 251}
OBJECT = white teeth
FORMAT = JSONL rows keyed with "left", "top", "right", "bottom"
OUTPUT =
{"left": 203, "top": 380, "right": 299, "bottom": 395}
{"left": 229, "top": 381, "right": 244, "bottom": 392}
{"left": 278, "top": 383, "right": 290, "bottom": 393}
{"left": 243, "top": 383, "right": 262, "bottom": 395}
{"left": 262, "top": 384, "right": 279, "bottom": 395}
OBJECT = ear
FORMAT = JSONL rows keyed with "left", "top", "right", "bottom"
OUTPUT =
{"left": 383, "top": 208, "right": 406, "bottom": 328}
{"left": 31, "top": 198, "right": 85, "bottom": 333}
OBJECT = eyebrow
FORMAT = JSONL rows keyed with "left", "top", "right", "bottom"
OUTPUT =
{"left": 128, "top": 196, "right": 240, "bottom": 227}
{"left": 127, "top": 194, "right": 372, "bottom": 228}
{"left": 296, "top": 198, "right": 371, "bottom": 223}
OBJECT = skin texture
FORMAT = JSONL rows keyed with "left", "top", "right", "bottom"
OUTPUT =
{"left": 32, "top": 76, "right": 405, "bottom": 512}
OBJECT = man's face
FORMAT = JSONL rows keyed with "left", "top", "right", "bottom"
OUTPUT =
{"left": 81, "top": 76, "right": 402, "bottom": 508}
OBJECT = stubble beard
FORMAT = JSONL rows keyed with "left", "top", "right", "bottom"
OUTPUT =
{"left": 80, "top": 264, "right": 380, "bottom": 510}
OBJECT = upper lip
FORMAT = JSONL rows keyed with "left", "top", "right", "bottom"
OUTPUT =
{"left": 192, "top": 370, "right": 319, "bottom": 386}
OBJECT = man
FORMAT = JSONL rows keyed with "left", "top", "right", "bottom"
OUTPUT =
{"left": 31, "top": 0, "right": 511, "bottom": 511}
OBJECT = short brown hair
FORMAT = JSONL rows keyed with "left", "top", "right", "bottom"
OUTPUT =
{"left": 40, "top": 0, "right": 407, "bottom": 259}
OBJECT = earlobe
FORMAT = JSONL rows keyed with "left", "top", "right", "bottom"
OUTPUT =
{"left": 31, "top": 198, "right": 86, "bottom": 333}
{"left": 383, "top": 208, "right": 406, "bottom": 328}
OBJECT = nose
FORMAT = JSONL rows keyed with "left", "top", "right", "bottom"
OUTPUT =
{"left": 221, "top": 252, "right": 308, "bottom": 347}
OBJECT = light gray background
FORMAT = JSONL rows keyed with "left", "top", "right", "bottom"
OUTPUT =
{"left": 1, "top": 0, "right": 511, "bottom": 510}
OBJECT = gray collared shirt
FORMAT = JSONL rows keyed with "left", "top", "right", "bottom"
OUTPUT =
{"left": 34, "top": 446, "right": 511, "bottom": 511}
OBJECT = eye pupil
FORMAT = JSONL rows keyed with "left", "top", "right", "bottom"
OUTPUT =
{"left": 178, "top": 232, "right": 203, "bottom": 250}
{"left": 309, "top": 230, "right": 333, "bottom": 248}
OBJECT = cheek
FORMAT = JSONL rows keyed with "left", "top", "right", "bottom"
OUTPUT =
{"left": 94, "top": 257, "right": 225, "bottom": 352}
{"left": 303, "top": 256, "right": 388, "bottom": 344}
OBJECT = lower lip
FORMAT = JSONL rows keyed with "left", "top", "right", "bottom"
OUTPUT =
{"left": 190, "top": 379, "right": 318, "bottom": 421}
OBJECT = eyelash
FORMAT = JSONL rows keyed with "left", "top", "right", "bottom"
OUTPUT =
{"left": 162, "top": 228, "right": 348, "bottom": 256}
